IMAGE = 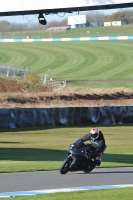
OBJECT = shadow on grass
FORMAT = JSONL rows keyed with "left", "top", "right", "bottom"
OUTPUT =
{"left": 1, "top": 124, "right": 133, "bottom": 133}
{"left": 0, "top": 142, "right": 23, "bottom": 144}
{"left": 0, "top": 148, "right": 132, "bottom": 165}
{"left": 0, "top": 148, "right": 66, "bottom": 161}
{"left": 102, "top": 153, "right": 133, "bottom": 164}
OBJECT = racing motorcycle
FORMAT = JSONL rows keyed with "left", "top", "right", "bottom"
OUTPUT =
{"left": 60, "top": 141, "right": 97, "bottom": 174}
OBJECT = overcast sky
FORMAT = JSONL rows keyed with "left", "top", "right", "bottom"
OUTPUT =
{"left": 0, "top": 8, "right": 124, "bottom": 24}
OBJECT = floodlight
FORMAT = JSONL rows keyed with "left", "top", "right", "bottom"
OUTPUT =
{"left": 38, "top": 13, "right": 47, "bottom": 25}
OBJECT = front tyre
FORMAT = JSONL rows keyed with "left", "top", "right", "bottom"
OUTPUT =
{"left": 60, "top": 156, "right": 72, "bottom": 174}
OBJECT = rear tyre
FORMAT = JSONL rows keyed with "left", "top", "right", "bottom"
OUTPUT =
{"left": 60, "top": 156, "right": 72, "bottom": 174}
{"left": 83, "top": 164, "right": 96, "bottom": 173}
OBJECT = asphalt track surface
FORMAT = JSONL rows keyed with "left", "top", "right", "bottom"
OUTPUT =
{"left": 0, "top": 167, "right": 133, "bottom": 193}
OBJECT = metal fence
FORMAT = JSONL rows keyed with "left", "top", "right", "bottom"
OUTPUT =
{"left": 39, "top": 78, "right": 66, "bottom": 87}
{"left": 0, "top": 63, "right": 30, "bottom": 79}
{"left": 0, "top": 63, "right": 67, "bottom": 87}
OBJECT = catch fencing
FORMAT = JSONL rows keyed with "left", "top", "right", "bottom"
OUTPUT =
{"left": 39, "top": 78, "right": 66, "bottom": 87}
{"left": 0, "top": 63, "right": 66, "bottom": 87}
{"left": 0, "top": 63, "right": 30, "bottom": 79}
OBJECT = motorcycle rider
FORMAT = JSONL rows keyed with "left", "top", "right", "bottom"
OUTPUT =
{"left": 75, "top": 127, "right": 107, "bottom": 166}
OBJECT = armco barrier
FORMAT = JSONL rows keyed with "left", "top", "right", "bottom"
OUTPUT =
{"left": 0, "top": 36, "right": 133, "bottom": 42}
{"left": 0, "top": 106, "right": 133, "bottom": 129}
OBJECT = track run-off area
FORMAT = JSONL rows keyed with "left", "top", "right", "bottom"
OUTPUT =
{"left": 0, "top": 39, "right": 133, "bottom": 88}
{"left": 0, "top": 37, "right": 133, "bottom": 197}
{"left": 0, "top": 167, "right": 133, "bottom": 197}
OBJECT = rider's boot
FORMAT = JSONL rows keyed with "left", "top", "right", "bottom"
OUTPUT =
{"left": 95, "top": 153, "right": 102, "bottom": 166}
{"left": 95, "top": 157, "right": 101, "bottom": 166}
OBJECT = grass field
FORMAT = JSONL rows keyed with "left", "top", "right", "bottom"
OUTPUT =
{"left": 0, "top": 41, "right": 133, "bottom": 88}
{"left": 0, "top": 126, "right": 133, "bottom": 199}
{"left": 0, "top": 125, "right": 133, "bottom": 173}
{"left": 1, "top": 26, "right": 133, "bottom": 199}
{"left": 1, "top": 25, "right": 133, "bottom": 39}
{"left": 2, "top": 188, "right": 133, "bottom": 200}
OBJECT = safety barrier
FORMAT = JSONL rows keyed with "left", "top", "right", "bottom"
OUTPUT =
{"left": 0, "top": 106, "right": 133, "bottom": 129}
{"left": 0, "top": 36, "right": 133, "bottom": 42}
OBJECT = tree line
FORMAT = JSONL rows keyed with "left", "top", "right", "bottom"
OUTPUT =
{"left": 0, "top": 9, "right": 132, "bottom": 32}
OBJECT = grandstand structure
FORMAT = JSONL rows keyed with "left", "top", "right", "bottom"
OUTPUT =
{"left": 0, "top": 1, "right": 132, "bottom": 25}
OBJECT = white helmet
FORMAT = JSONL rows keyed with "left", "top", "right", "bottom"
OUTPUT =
{"left": 90, "top": 127, "right": 99, "bottom": 140}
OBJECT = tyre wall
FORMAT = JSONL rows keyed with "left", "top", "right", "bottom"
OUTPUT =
{"left": 0, "top": 106, "right": 133, "bottom": 128}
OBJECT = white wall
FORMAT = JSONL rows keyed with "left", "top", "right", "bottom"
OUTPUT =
{"left": 71, "top": 24, "right": 76, "bottom": 29}
{"left": 104, "top": 21, "right": 127, "bottom": 26}
{"left": 112, "top": 21, "right": 122, "bottom": 26}
{"left": 104, "top": 22, "right": 111, "bottom": 26}
{"left": 68, "top": 15, "right": 86, "bottom": 25}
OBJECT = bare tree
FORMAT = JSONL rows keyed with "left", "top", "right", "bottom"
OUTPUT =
{"left": 105, "top": 9, "right": 133, "bottom": 23}
{"left": 86, "top": 11, "right": 106, "bottom": 23}
{"left": 122, "top": 9, "right": 133, "bottom": 24}
{"left": 0, "top": 20, "right": 11, "bottom": 32}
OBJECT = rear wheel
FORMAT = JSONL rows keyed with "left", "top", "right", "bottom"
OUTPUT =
{"left": 60, "top": 156, "right": 72, "bottom": 174}
{"left": 83, "top": 164, "right": 96, "bottom": 173}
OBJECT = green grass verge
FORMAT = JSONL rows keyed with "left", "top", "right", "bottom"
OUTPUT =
{"left": 0, "top": 126, "right": 133, "bottom": 199}
{"left": 1, "top": 187, "right": 133, "bottom": 200}
{"left": 0, "top": 125, "right": 133, "bottom": 173}
{"left": 1, "top": 26, "right": 133, "bottom": 199}
{"left": 0, "top": 41, "right": 133, "bottom": 88}
{"left": 1, "top": 24, "right": 133, "bottom": 38}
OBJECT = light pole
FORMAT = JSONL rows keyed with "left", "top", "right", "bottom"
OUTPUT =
{"left": 64, "top": 78, "right": 67, "bottom": 87}
{"left": 43, "top": 74, "right": 48, "bottom": 84}
{"left": 48, "top": 68, "right": 52, "bottom": 81}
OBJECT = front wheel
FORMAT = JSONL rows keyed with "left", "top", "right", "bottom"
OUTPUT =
{"left": 60, "top": 156, "right": 72, "bottom": 174}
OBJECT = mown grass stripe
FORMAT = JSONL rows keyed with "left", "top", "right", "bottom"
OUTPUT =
{"left": 0, "top": 41, "right": 133, "bottom": 87}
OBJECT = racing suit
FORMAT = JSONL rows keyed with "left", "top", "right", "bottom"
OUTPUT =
{"left": 76, "top": 131, "right": 106, "bottom": 165}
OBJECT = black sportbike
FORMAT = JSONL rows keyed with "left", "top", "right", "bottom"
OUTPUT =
{"left": 60, "top": 141, "right": 98, "bottom": 174}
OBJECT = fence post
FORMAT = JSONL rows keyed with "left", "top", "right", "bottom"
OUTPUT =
{"left": 43, "top": 74, "right": 48, "bottom": 84}
{"left": 64, "top": 78, "right": 67, "bottom": 87}
{"left": 28, "top": 66, "right": 30, "bottom": 73}
{"left": 6, "top": 66, "right": 10, "bottom": 77}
